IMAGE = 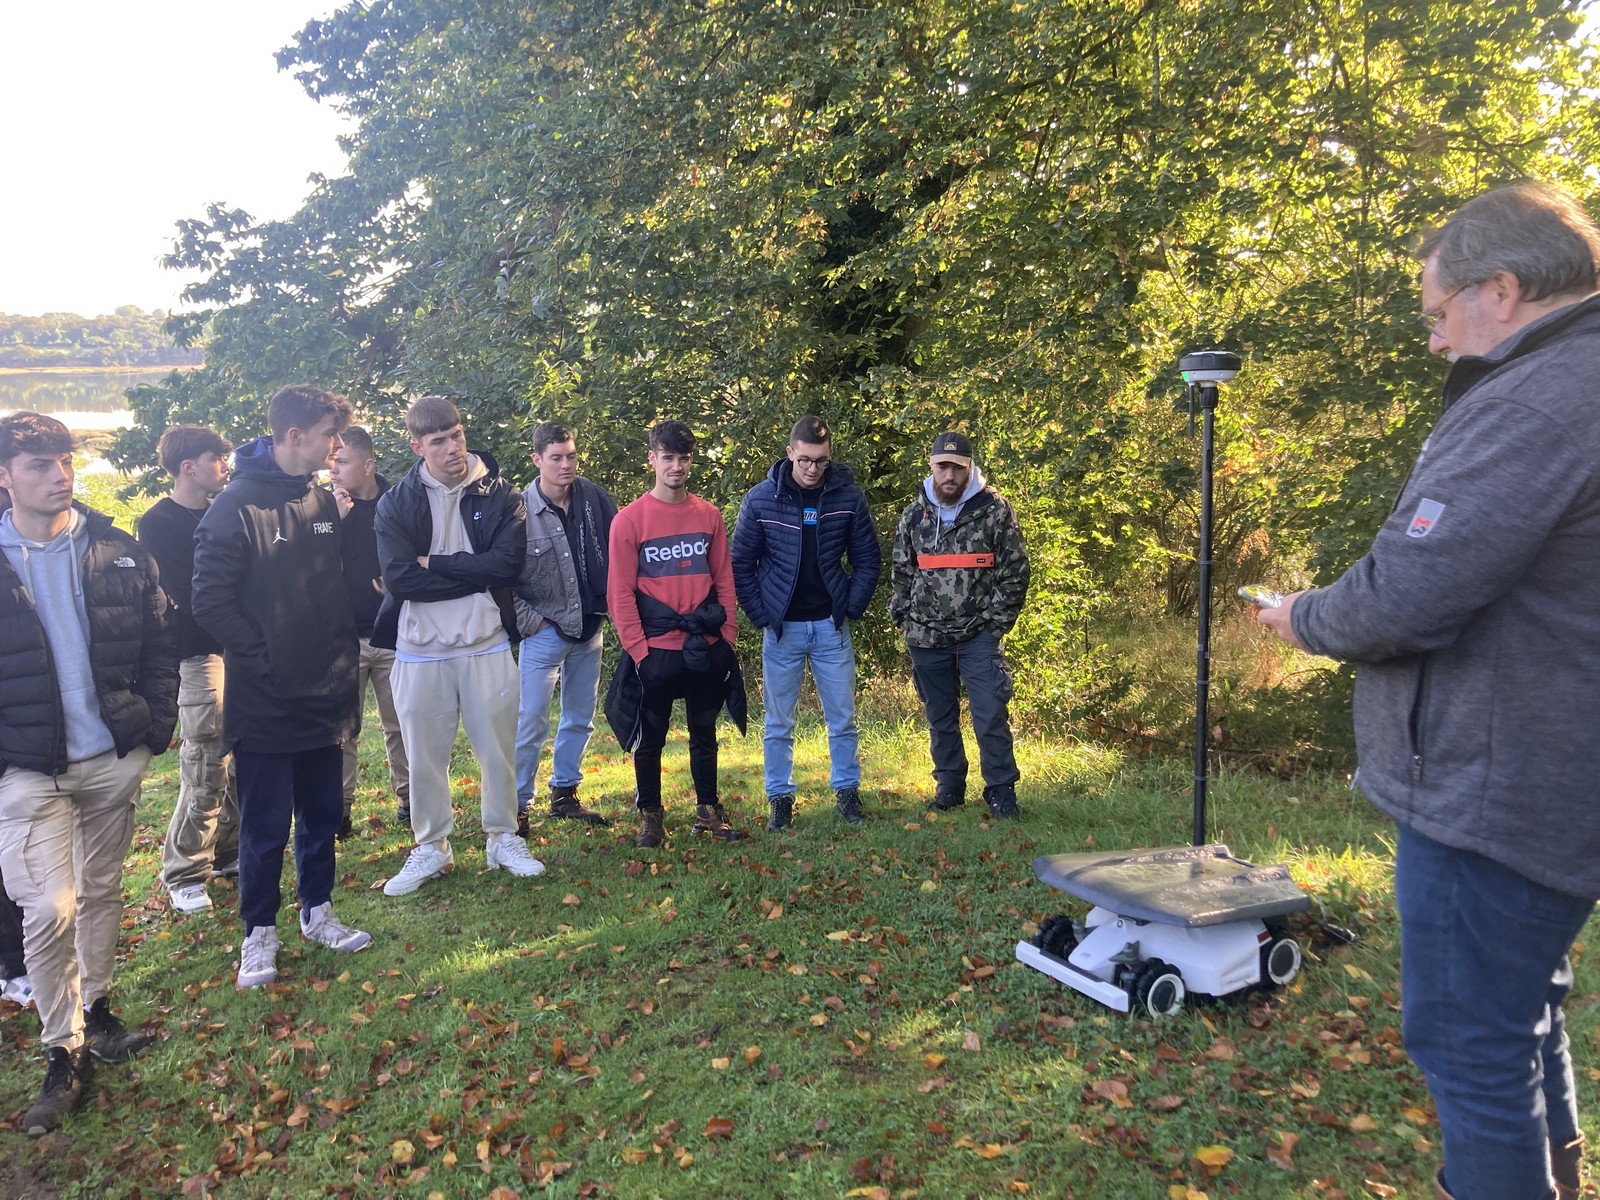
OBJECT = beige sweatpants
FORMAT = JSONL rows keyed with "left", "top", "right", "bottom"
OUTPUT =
{"left": 392, "top": 649, "right": 518, "bottom": 847}
{"left": 0, "top": 746, "right": 151, "bottom": 1049}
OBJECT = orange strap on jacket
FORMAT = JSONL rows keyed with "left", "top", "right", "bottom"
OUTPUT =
{"left": 917, "top": 552, "right": 994, "bottom": 569}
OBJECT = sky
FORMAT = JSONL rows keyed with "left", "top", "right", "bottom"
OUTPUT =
{"left": 0, "top": 1, "right": 353, "bottom": 317}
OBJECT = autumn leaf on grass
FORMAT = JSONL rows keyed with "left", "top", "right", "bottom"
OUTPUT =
{"left": 391, "top": 1139, "right": 415, "bottom": 1164}
{"left": 1091, "top": 1080, "right": 1132, "bottom": 1109}
{"left": 562, "top": 894, "right": 581, "bottom": 907}
{"left": 766, "top": 904, "right": 784, "bottom": 920}
{"left": 1267, "top": 1131, "right": 1298, "bottom": 1169}
{"left": 1169, "top": 1188, "right": 1210, "bottom": 1200}
{"left": 1147, "top": 1094, "right": 1184, "bottom": 1112}
{"left": 923, "top": 1053, "right": 946, "bottom": 1070}
{"left": 962, "top": 1031, "right": 981, "bottom": 1052}
{"left": 1202, "top": 1037, "right": 1235, "bottom": 1061}
{"left": 620, "top": 1147, "right": 650, "bottom": 1164}
{"left": 846, "top": 1189, "right": 891, "bottom": 1200}
{"left": 703, "top": 1116, "right": 734, "bottom": 1139}
{"left": 1193, "top": 1144, "right": 1234, "bottom": 1174}
{"left": 1349, "top": 1113, "right": 1378, "bottom": 1133}
{"left": 743, "top": 1046, "right": 762, "bottom": 1065}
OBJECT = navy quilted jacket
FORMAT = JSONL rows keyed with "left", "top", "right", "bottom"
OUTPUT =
{"left": 731, "top": 458, "right": 881, "bottom": 633}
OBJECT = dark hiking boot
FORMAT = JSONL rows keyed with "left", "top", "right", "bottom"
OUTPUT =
{"left": 516, "top": 808, "right": 530, "bottom": 838}
{"left": 549, "top": 785, "right": 609, "bottom": 826}
{"left": 84, "top": 997, "right": 154, "bottom": 1063}
{"left": 766, "top": 793, "right": 795, "bottom": 832}
{"left": 336, "top": 811, "right": 354, "bottom": 841}
{"left": 692, "top": 803, "right": 744, "bottom": 841}
{"left": 395, "top": 802, "right": 411, "bottom": 826}
{"left": 1553, "top": 1134, "right": 1584, "bottom": 1200}
{"left": 834, "top": 787, "right": 865, "bottom": 824}
{"left": 983, "top": 784, "right": 1021, "bottom": 820}
{"left": 926, "top": 788, "right": 965, "bottom": 811}
{"left": 23, "top": 1045, "right": 91, "bottom": 1136}
{"left": 635, "top": 809, "right": 666, "bottom": 849}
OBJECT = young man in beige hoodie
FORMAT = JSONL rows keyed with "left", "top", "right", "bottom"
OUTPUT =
{"left": 371, "top": 397, "right": 541, "bottom": 894}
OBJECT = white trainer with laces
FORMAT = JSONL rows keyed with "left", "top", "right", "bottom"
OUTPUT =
{"left": 486, "top": 833, "right": 545, "bottom": 878}
{"left": 0, "top": 974, "right": 35, "bottom": 1007}
{"left": 169, "top": 884, "right": 213, "bottom": 914}
{"left": 383, "top": 841, "right": 454, "bottom": 896}
{"left": 237, "top": 927, "right": 280, "bottom": 989}
{"left": 300, "top": 902, "right": 372, "bottom": 953}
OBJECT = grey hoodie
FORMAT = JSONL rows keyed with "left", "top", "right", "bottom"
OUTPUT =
{"left": 0, "top": 508, "right": 117, "bottom": 761}
{"left": 397, "top": 455, "right": 508, "bottom": 658}
{"left": 1293, "top": 294, "right": 1600, "bottom": 898}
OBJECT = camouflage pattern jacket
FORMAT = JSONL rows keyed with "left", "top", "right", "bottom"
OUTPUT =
{"left": 890, "top": 481, "right": 1030, "bottom": 649}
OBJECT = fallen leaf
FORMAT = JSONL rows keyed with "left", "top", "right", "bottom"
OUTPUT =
{"left": 703, "top": 1116, "right": 734, "bottom": 1139}
{"left": 562, "top": 894, "right": 581, "bottom": 906}
{"left": 1267, "top": 1130, "right": 1298, "bottom": 1170}
{"left": 1091, "top": 1080, "right": 1132, "bottom": 1109}
{"left": 766, "top": 905, "right": 784, "bottom": 920}
{"left": 809, "top": 1013, "right": 829, "bottom": 1026}
{"left": 1194, "top": 1144, "right": 1234, "bottom": 1171}
{"left": 920, "top": 880, "right": 938, "bottom": 892}
{"left": 1148, "top": 1094, "right": 1184, "bottom": 1111}
{"left": 620, "top": 1148, "right": 649, "bottom": 1164}
{"left": 962, "top": 1031, "right": 981, "bottom": 1052}
{"left": 1349, "top": 1114, "right": 1377, "bottom": 1133}
{"left": 923, "top": 1053, "right": 947, "bottom": 1070}
{"left": 391, "top": 1139, "right": 415, "bottom": 1164}
{"left": 743, "top": 1046, "right": 762, "bottom": 1065}
{"left": 826, "top": 930, "right": 852, "bottom": 941}
{"left": 711, "top": 1057, "right": 730, "bottom": 1070}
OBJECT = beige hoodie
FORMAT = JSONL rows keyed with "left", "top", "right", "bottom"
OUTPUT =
{"left": 396, "top": 454, "right": 509, "bottom": 658}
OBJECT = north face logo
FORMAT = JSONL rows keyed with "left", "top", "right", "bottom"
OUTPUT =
{"left": 113, "top": 556, "right": 136, "bottom": 568}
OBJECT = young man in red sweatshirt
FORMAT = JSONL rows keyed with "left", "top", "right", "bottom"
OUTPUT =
{"left": 607, "top": 421, "right": 741, "bottom": 847}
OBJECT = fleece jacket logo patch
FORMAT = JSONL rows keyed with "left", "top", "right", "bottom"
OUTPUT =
{"left": 1407, "top": 497, "right": 1445, "bottom": 539}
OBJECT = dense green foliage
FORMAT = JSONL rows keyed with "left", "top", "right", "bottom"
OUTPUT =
{"left": 111, "top": 0, "right": 1600, "bottom": 753}
{"left": 0, "top": 308, "right": 201, "bottom": 370}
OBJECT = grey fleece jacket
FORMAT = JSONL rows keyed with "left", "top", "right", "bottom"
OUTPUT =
{"left": 1292, "top": 293, "right": 1600, "bottom": 898}
{"left": 0, "top": 509, "right": 117, "bottom": 761}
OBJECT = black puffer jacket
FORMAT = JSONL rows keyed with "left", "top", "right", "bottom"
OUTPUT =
{"left": 370, "top": 449, "right": 525, "bottom": 650}
{"left": 192, "top": 437, "right": 360, "bottom": 754}
{"left": 0, "top": 503, "right": 179, "bottom": 777}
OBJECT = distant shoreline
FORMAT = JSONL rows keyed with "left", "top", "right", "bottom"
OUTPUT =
{"left": 0, "top": 365, "right": 197, "bottom": 378}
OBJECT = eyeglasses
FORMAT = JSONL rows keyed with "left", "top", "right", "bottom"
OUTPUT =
{"left": 1418, "top": 283, "right": 1473, "bottom": 333}
{"left": 794, "top": 455, "right": 830, "bottom": 470}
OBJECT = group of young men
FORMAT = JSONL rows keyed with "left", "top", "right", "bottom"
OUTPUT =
{"left": 0, "top": 394, "right": 1032, "bottom": 1137}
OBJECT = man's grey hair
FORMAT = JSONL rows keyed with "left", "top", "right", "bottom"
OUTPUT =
{"left": 1418, "top": 181, "right": 1600, "bottom": 302}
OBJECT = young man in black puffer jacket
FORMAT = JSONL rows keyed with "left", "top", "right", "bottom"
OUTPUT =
{"left": 0, "top": 411, "right": 179, "bottom": 1136}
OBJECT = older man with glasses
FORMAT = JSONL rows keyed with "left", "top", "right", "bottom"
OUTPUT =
{"left": 732, "top": 416, "right": 881, "bottom": 830}
{"left": 1258, "top": 182, "right": 1600, "bottom": 1200}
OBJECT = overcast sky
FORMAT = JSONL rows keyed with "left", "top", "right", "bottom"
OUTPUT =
{"left": 0, "top": 1, "right": 352, "bottom": 317}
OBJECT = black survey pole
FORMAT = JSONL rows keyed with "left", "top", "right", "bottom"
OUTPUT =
{"left": 1178, "top": 351, "right": 1241, "bottom": 847}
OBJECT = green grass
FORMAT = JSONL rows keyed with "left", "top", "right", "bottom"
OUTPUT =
{"left": 0, "top": 706, "right": 1594, "bottom": 1199}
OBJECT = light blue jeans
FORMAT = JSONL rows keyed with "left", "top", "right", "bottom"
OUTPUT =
{"left": 1396, "top": 825, "right": 1595, "bottom": 1199}
{"left": 761, "top": 619, "right": 861, "bottom": 796}
{"left": 515, "top": 624, "right": 604, "bottom": 810}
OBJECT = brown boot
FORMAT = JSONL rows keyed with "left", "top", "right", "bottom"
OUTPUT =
{"left": 635, "top": 809, "right": 665, "bottom": 848}
{"left": 1553, "top": 1134, "right": 1584, "bottom": 1200}
{"left": 549, "top": 785, "right": 609, "bottom": 826}
{"left": 692, "top": 803, "right": 743, "bottom": 841}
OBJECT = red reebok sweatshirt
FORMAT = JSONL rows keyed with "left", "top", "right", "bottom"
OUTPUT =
{"left": 607, "top": 491, "right": 738, "bottom": 663}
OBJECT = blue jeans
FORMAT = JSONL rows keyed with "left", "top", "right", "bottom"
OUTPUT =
{"left": 761, "top": 620, "right": 861, "bottom": 796}
{"left": 1396, "top": 825, "right": 1594, "bottom": 1200}
{"left": 515, "top": 624, "right": 604, "bottom": 809}
{"left": 907, "top": 627, "right": 1018, "bottom": 794}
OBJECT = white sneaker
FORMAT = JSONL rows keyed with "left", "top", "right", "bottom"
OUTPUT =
{"left": 0, "top": 974, "right": 34, "bottom": 1007}
{"left": 486, "top": 833, "right": 545, "bottom": 878}
{"left": 383, "top": 841, "right": 453, "bottom": 896}
{"left": 299, "top": 902, "right": 372, "bottom": 953}
{"left": 237, "top": 927, "right": 280, "bottom": 989}
{"left": 169, "top": 884, "right": 213, "bottom": 914}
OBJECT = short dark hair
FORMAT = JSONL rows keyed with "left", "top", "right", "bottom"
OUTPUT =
{"left": 1419, "top": 182, "right": 1600, "bottom": 302}
{"left": 789, "top": 415, "right": 830, "bottom": 446}
{"left": 0, "top": 411, "right": 74, "bottom": 468}
{"left": 532, "top": 421, "right": 574, "bottom": 455}
{"left": 268, "top": 385, "right": 353, "bottom": 440}
{"left": 405, "top": 396, "right": 462, "bottom": 440}
{"left": 340, "top": 425, "right": 376, "bottom": 459}
{"left": 157, "top": 424, "right": 233, "bottom": 477}
{"left": 649, "top": 420, "right": 695, "bottom": 455}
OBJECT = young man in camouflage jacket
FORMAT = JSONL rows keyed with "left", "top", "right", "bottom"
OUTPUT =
{"left": 889, "top": 431, "right": 1029, "bottom": 819}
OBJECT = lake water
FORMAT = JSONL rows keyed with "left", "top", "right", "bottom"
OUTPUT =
{"left": 0, "top": 369, "right": 163, "bottom": 430}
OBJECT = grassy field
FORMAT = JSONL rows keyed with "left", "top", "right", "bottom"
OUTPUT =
{"left": 2, "top": 695, "right": 1591, "bottom": 1200}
